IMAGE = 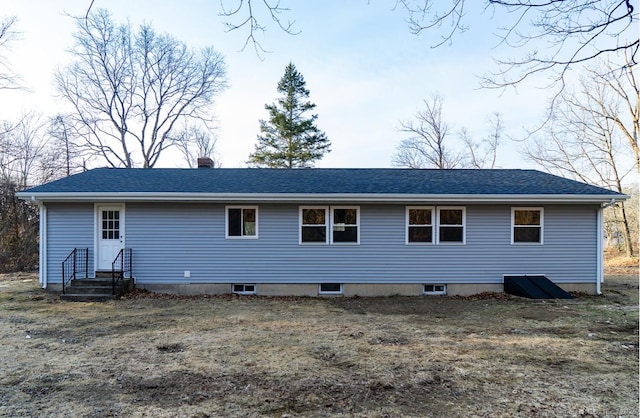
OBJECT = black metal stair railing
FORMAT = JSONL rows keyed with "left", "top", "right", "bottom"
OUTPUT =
{"left": 61, "top": 248, "right": 89, "bottom": 294}
{"left": 112, "top": 248, "right": 132, "bottom": 295}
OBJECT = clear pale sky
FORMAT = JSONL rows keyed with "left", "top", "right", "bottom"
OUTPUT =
{"left": 1, "top": 1, "right": 558, "bottom": 169}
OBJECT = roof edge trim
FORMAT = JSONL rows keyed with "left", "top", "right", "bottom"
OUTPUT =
{"left": 16, "top": 192, "right": 628, "bottom": 204}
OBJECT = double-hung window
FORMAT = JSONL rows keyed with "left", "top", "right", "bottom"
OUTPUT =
{"left": 226, "top": 206, "right": 258, "bottom": 239}
{"left": 300, "top": 207, "right": 328, "bottom": 244}
{"left": 331, "top": 207, "right": 359, "bottom": 244}
{"left": 512, "top": 207, "right": 543, "bottom": 244}
{"left": 299, "top": 206, "right": 359, "bottom": 245}
{"left": 437, "top": 207, "right": 465, "bottom": 244}
{"left": 406, "top": 206, "right": 434, "bottom": 244}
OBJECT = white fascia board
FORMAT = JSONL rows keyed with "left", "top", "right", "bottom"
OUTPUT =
{"left": 16, "top": 192, "right": 628, "bottom": 204}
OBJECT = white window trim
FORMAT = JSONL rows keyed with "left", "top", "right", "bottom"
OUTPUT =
{"left": 299, "top": 206, "right": 329, "bottom": 245}
{"left": 330, "top": 206, "right": 360, "bottom": 245}
{"left": 319, "top": 283, "right": 343, "bottom": 295}
{"left": 225, "top": 205, "right": 259, "bottom": 239}
{"left": 511, "top": 207, "right": 544, "bottom": 245}
{"left": 423, "top": 284, "right": 447, "bottom": 295}
{"left": 232, "top": 284, "right": 256, "bottom": 295}
{"left": 436, "top": 206, "right": 466, "bottom": 245}
{"left": 406, "top": 206, "right": 435, "bottom": 245}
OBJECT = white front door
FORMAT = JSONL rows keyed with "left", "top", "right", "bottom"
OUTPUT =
{"left": 97, "top": 205, "right": 124, "bottom": 270}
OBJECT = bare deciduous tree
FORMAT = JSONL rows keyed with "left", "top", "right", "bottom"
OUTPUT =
{"left": 397, "top": 1, "right": 638, "bottom": 89}
{"left": 0, "top": 20, "right": 41, "bottom": 273}
{"left": 0, "top": 15, "right": 20, "bottom": 91}
{"left": 604, "top": 184, "right": 638, "bottom": 252}
{"left": 172, "top": 123, "right": 221, "bottom": 168}
{"left": 0, "top": 113, "right": 41, "bottom": 272}
{"left": 0, "top": 112, "right": 88, "bottom": 272}
{"left": 586, "top": 53, "right": 639, "bottom": 172}
{"left": 212, "top": 1, "right": 637, "bottom": 90}
{"left": 0, "top": 112, "right": 51, "bottom": 188}
{"left": 47, "top": 114, "right": 87, "bottom": 177}
{"left": 461, "top": 112, "right": 503, "bottom": 169}
{"left": 0, "top": 180, "right": 38, "bottom": 272}
{"left": 523, "top": 61, "right": 637, "bottom": 256}
{"left": 393, "top": 95, "right": 463, "bottom": 169}
{"left": 219, "top": 0, "right": 299, "bottom": 57}
{"left": 84, "top": 1, "right": 298, "bottom": 59}
{"left": 55, "top": 9, "right": 227, "bottom": 168}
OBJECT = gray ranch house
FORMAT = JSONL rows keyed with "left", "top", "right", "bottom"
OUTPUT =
{"left": 17, "top": 167, "right": 625, "bottom": 297}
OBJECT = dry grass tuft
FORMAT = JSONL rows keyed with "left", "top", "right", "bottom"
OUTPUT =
{"left": 604, "top": 250, "right": 639, "bottom": 276}
{"left": 605, "top": 255, "right": 639, "bottom": 267}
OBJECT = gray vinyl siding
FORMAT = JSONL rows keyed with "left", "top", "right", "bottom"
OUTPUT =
{"left": 46, "top": 203, "right": 94, "bottom": 284}
{"left": 121, "top": 203, "right": 599, "bottom": 285}
{"left": 42, "top": 202, "right": 598, "bottom": 286}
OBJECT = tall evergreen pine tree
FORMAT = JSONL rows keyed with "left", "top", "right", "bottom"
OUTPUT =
{"left": 248, "top": 63, "right": 330, "bottom": 168}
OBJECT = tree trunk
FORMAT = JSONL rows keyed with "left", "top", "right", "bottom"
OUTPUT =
{"left": 619, "top": 202, "right": 635, "bottom": 257}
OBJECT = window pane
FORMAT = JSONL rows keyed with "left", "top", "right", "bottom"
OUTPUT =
{"left": 409, "top": 226, "right": 432, "bottom": 243}
{"left": 320, "top": 283, "right": 341, "bottom": 292}
{"left": 334, "top": 208, "right": 357, "bottom": 225}
{"left": 243, "top": 221, "right": 256, "bottom": 236}
{"left": 515, "top": 210, "right": 540, "bottom": 226}
{"left": 440, "top": 226, "right": 463, "bottom": 242}
{"left": 409, "top": 209, "right": 431, "bottom": 226}
{"left": 514, "top": 227, "right": 541, "bottom": 243}
{"left": 302, "top": 226, "right": 326, "bottom": 242}
{"left": 440, "top": 209, "right": 462, "bottom": 225}
{"left": 303, "top": 208, "right": 325, "bottom": 225}
{"left": 243, "top": 209, "right": 256, "bottom": 236}
{"left": 243, "top": 208, "right": 256, "bottom": 223}
{"left": 228, "top": 208, "right": 241, "bottom": 236}
{"left": 333, "top": 226, "right": 358, "bottom": 243}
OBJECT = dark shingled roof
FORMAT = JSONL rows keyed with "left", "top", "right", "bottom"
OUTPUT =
{"left": 21, "top": 168, "right": 622, "bottom": 197}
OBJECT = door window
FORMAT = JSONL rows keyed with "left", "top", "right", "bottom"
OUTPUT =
{"left": 102, "top": 210, "right": 120, "bottom": 239}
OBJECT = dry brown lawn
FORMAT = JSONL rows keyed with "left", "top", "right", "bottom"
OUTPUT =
{"left": 1, "top": 273, "right": 638, "bottom": 417}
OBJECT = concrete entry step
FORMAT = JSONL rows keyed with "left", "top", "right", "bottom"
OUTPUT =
{"left": 61, "top": 278, "right": 135, "bottom": 302}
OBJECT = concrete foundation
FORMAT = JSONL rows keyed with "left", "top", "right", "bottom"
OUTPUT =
{"left": 137, "top": 283, "right": 230, "bottom": 295}
{"left": 138, "top": 282, "right": 430, "bottom": 296}
{"left": 47, "top": 284, "right": 63, "bottom": 292}
{"left": 446, "top": 283, "right": 504, "bottom": 296}
{"left": 556, "top": 282, "right": 598, "bottom": 294}
{"left": 254, "top": 284, "right": 319, "bottom": 296}
{"left": 49, "top": 281, "right": 599, "bottom": 297}
{"left": 343, "top": 284, "right": 423, "bottom": 297}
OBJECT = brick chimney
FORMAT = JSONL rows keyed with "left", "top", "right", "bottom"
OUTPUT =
{"left": 197, "top": 157, "right": 213, "bottom": 168}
